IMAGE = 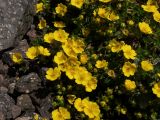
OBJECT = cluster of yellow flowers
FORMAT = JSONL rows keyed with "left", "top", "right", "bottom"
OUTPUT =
{"left": 42, "top": 29, "right": 97, "bottom": 92}
{"left": 11, "top": 45, "right": 51, "bottom": 63}
{"left": 10, "top": 0, "right": 160, "bottom": 119}
{"left": 27, "top": 6, "right": 98, "bottom": 92}
{"left": 95, "top": 60, "right": 108, "bottom": 69}
{"left": 94, "top": 7, "right": 119, "bottom": 21}
{"left": 108, "top": 39, "right": 125, "bottom": 53}
{"left": 74, "top": 98, "right": 100, "bottom": 119}
{"left": 44, "top": 29, "right": 69, "bottom": 43}
{"left": 108, "top": 39, "right": 137, "bottom": 60}
{"left": 43, "top": 37, "right": 96, "bottom": 92}
{"left": 107, "top": 38, "right": 156, "bottom": 92}
{"left": 141, "top": 0, "right": 160, "bottom": 23}
{"left": 26, "top": 46, "right": 50, "bottom": 59}
{"left": 139, "top": 0, "right": 160, "bottom": 34}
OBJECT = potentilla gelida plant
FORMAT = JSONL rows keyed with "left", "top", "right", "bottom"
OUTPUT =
{"left": 11, "top": 0, "right": 160, "bottom": 119}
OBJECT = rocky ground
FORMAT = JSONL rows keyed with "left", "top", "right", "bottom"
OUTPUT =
{"left": 0, "top": 0, "right": 54, "bottom": 119}
{"left": 0, "top": 34, "right": 54, "bottom": 120}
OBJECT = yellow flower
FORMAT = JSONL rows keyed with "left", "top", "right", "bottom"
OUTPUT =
{"left": 106, "top": 11, "right": 119, "bottom": 21}
{"left": 54, "top": 21, "right": 66, "bottom": 28}
{"left": 99, "top": 0, "right": 111, "bottom": 3}
{"left": 54, "top": 51, "right": 67, "bottom": 65}
{"left": 152, "top": 82, "right": 160, "bottom": 98}
{"left": 75, "top": 67, "right": 92, "bottom": 85}
{"left": 85, "top": 77, "right": 97, "bottom": 92}
{"left": 38, "top": 19, "right": 46, "bottom": 29}
{"left": 98, "top": 8, "right": 107, "bottom": 18}
{"left": 98, "top": 8, "right": 119, "bottom": 21}
{"left": 67, "top": 57, "right": 80, "bottom": 66}
{"left": 122, "top": 45, "right": 137, "bottom": 60}
{"left": 33, "top": 113, "right": 39, "bottom": 120}
{"left": 55, "top": 3, "right": 67, "bottom": 16}
{"left": 58, "top": 63, "right": 69, "bottom": 72}
{"left": 38, "top": 46, "right": 51, "bottom": 56}
{"left": 74, "top": 98, "right": 85, "bottom": 112}
{"left": 62, "top": 39, "right": 77, "bottom": 58}
{"left": 95, "top": 60, "right": 108, "bottom": 69}
{"left": 138, "top": 22, "right": 153, "bottom": 34}
{"left": 65, "top": 66, "right": 77, "bottom": 79}
{"left": 53, "top": 29, "right": 69, "bottom": 43}
{"left": 127, "top": 20, "right": 134, "bottom": 25}
{"left": 124, "top": 79, "right": 136, "bottom": 91}
{"left": 122, "top": 62, "right": 136, "bottom": 77}
{"left": 120, "top": 108, "right": 127, "bottom": 115}
{"left": 26, "top": 46, "right": 39, "bottom": 59}
{"left": 52, "top": 107, "right": 71, "bottom": 120}
{"left": 107, "top": 70, "right": 116, "bottom": 78}
{"left": 82, "top": 98, "right": 90, "bottom": 108}
{"left": 71, "top": 38, "right": 85, "bottom": 54}
{"left": 80, "top": 53, "right": 88, "bottom": 64}
{"left": 44, "top": 33, "right": 54, "bottom": 43}
{"left": 108, "top": 39, "right": 125, "bottom": 52}
{"left": 36, "top": 3, "right": 43, "bottom": 13}
{"left": 83, "top": 102, "right": 100, "bottom": 118}
{"left": 11, "top": 52, "right": 23, "bottom": 64}
{"left": 45, "top": 67, "right": 61, "bottom": 81}
{"left": 141, "top": 4, "right": 157, "bottom": 13}
{"left": 153, "top": 11, "right": 160, "bottom": 23}
{"left": 141, "top": 60, "right": 153, "bottom": 71}
{"left": 52, "top": 109, "right": 63, "bottom": 120}
{"left": 93, "top": 10, "right": 97, "bottom": 17}
{"left": 71, "top": 0, "right": 84, "bottom": 9}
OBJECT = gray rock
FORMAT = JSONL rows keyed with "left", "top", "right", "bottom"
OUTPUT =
{"left": 27, "top": 25, "right": 37, "bottom": 40}
{"left": 37, "top": 104, "right": 52, "bottom": 119}
{"left": 0, "top": 60, "right": 8, "bottom": 75}
{"left": 0, "top": 74, "right": 9, "bottom": 87}
{"left": 0, "top": 111, "right": 5, "bottom": 120}
{"left": 0, "top": 86, "right": 8, "bottom": 94}
{"left": 17, "top": 94, "right": 35, "bottom": 112}
{"left": 0, "top": 93, "right": 15, "bottom": 119}
{"left": 11, "top": 105, "right": 21, "bottom": 119}
{"left": 8, "top": 83, "right": 16, "bottom": 94}
{"left": 15, "top": 72, "right": 41, "bottom": 93}
{"left": 30, "top": 92, "right": 52, "bottom": 119}
{"left": 0, "top": 75, "right": 17, "bottom": 89}
{"left": 0, "top": 0, "right": 36, "bottom": 51}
